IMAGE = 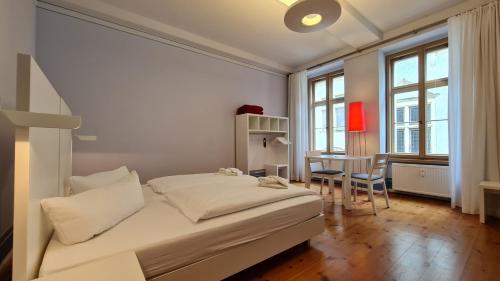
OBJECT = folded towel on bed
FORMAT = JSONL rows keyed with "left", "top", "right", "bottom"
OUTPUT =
{"left": 218, "top": 168, "right": 243, "bottom": 176}
{"left": 258, "top": 176, "right": 290, "bottom": 189}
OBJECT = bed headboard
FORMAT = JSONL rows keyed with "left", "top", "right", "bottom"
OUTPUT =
{"left": 11, "top": 54, "right": 78, "bottom": 281}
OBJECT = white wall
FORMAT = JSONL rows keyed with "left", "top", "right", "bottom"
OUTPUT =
{"left": 35, "top": 9, "right": 288, "bottom": 182}
{"left": 344, "top": 50, "right": 386, "bottom": 172}
{"left": 0, "top": 0, "right": 36, "bottom": 238}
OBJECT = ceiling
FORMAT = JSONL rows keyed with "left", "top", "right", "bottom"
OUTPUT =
{"left": 41, "top": 0, "right": 466, "bottom": 73}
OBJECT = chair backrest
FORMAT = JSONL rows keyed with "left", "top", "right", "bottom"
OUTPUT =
{"left": 306, "top": 150, "right": 322, "bottom": 157}
{"left": 368, "top": 153, "right": 389, "bottom": 180}
{"left": 306, "top": 151, "right": 324, "bottom": 171}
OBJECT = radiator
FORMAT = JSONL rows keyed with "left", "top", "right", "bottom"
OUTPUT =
{"left": 392, "top": 163, "right": 450, "bottom": 198}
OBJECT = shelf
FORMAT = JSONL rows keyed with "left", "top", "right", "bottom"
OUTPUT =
{"left": 249, "top": 130, "right": 287, "bottom": 134}
{"left": 243, "top": 113, "right": 288, "bottom": 120}
{"left": 0, "top": 110, "right": 81, "bottom": 129}
{"left": 259, "top": 117, "right": 270, "bottom": 131}
{"left": 272, "top": 137, "right": 291, "bottom": 145}
{"left": 264, "top": 164, "right": 289, "bottom": 180}
{"left": 279, "top": 119, "right": 288, "bottom": 132}
{"left": 245, "top": 114, "right": 288, "bottom": 132}
{"left": 270, "top": 118, "right": 279, "bottom": 131}
{"left": 265, "top": 163, "right": 289, "bottom": 168}
{"left": 249, "top": 115, "right": 260, "bottom": 130}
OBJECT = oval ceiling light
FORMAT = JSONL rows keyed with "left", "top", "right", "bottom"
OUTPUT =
{"left": 284, "top": 0, "right": 341, "bottom": 33}
{"left": 302, "top": 14, "right": 322, "bottom": 26}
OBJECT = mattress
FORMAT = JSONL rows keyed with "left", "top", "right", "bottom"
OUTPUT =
{"left": 39, "top": 186, "right": 322, "bottom": 279}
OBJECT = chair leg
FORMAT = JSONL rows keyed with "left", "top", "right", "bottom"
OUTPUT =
{"left": 354, "top": 182, "right": 358, "bottom": 202}
{"left": 320, "top": 178, "right": 325, "bottom": 195}
{"left": 383, "top": 181, "right": 390, "bottom": 208}
{"left": 331, "top": 178, "right": 335, "bottom": 202}
{"left": 341, "top": 177, "right": 345, "bottom": 203}
{"left": 368, "top": 183, "right": 377, "bottom": 215}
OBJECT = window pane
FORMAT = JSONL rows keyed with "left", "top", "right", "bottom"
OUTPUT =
{"left": 393, "top": 56, "right": 418, "bottom": 87}
{"left": 331, "top": 103, "right": 345, "bottom": 152}
{"left": 396, "top": 108, "right": 404, "bottom": 123}
{"left": 426, "top": 86, "right": 448, "bottom": 121}
{"left": 332, "top": 76, "right": 344, "bottom": 99}
{"left": 426, "top": 48, "right": 448, "bottom": 81}
{"left": 334, "top": 104, "right": 345, "bottom": 127}
{"left": 410, "top": 128, "right": 419, "bottom": 153}
{"left": 394, "top": 91, "right": 418, "bottom": 124}
{"left": 314, "top": 105, "right": 327, "bottom": 151}
{"left": 393, "top": 91, "right": 419, "bottom": 154}
{"left": 314, "top": 80, "right": 327, "bottom": 102}
{"left": 427, "top": 120, "right": 449, "bottom": 155}
{"left": 426, "top": 85, "right": 449, "bottom": 155}
{"left": 409, "top": 106, "right": 419, "bottom": 122}
{"left": 396, "top": 129, "right": 405, "bottom": 153}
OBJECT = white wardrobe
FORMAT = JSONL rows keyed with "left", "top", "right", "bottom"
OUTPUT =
{"left": 235, "top": 114, "right": 290, "bottom": 179}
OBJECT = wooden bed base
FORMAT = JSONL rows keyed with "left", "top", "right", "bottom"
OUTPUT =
{"left": 151, "top": 214, "right": 324, "bottom": 281}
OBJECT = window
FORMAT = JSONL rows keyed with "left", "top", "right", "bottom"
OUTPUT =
{"left": 309, "top": 71, "right": 345, "bottom": 153}
{"left": 387, "top": 39, "right": 448, "bottom": 160}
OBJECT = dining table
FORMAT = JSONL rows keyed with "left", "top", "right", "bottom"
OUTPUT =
{"left": 305, "top": 154, "right": 372, "bottom": 210}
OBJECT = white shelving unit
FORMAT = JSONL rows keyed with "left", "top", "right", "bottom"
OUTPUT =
{"left": 265, "top": 164, "right": 289, "bottom": 179}
{"left": 236, "top": 114, "right": 289, "bottom": 179}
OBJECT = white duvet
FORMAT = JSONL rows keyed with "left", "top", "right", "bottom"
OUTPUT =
{"left": 148, "top": 174, "right": 317, "bottom": 222}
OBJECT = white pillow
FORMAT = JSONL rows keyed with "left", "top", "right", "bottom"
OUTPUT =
{"left": 41, "top": 171, "right": 144, "bottom": 245}
{"left": 67, "top": 166, "right": 130, "bottom": 195}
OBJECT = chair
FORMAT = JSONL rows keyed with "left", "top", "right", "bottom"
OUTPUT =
{"left": 306, "top": 151, "right": 345, "bottom": 197}
{"left": 350, "top": 153, "right": 390, "bottom": 215}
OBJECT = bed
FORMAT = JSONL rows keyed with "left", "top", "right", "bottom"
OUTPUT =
{"left": 40, "top": 186, "right": 323, "bottom": 279}
{"left": 10, "top": 54, "right": 325, "bottom": 281}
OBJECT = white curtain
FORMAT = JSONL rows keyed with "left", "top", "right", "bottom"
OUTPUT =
{"left": 288, "top": 70, "right": 309, "bottom": 181}
{"left": 448, "top": 2, "right": 500, "bottom": 213}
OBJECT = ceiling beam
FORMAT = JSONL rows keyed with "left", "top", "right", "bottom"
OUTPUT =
{"left": 337, "top": 0, "right": 383, "bottom": 40}
{"left": 296, "top": 0, "right": 495, "bottom": 72}
{"left": 276, "top": 0, "right": 382, "bottom": 47}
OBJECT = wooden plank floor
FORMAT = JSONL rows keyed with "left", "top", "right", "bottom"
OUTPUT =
{"left": 226, "top": 183, "right": 500, "bottom": 281}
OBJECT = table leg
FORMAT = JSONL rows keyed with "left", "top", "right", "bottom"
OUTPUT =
{"left": 328, "top": 174, "right": 335, "bottom": 203}
{"left": 343, "top": 160, "right": 353, "bottom": 210}
{"left": 305, "top": 156, "right": 311, "bottom": 189}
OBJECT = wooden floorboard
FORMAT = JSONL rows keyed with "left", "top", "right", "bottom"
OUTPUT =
{"left": 225, "top": 183, "right": 500, "bottom": 281}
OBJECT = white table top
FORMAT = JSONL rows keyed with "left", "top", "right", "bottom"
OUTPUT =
{"left": 33, "top": 251, "right": 145, "bottom": 281}
{"left": 307, "top": 154, "right": 372, "bottom": 161}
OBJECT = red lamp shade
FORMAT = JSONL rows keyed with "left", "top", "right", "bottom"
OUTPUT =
{"left": 348, "top": 102, "right": 366, "bottom": 132}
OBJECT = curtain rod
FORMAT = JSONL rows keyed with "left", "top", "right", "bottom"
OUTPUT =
{"left": 306, "top": 19, "right": 447, "bottom": 71}
{"left": 306, "top": 0, "right": 496, "bottom": 71}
